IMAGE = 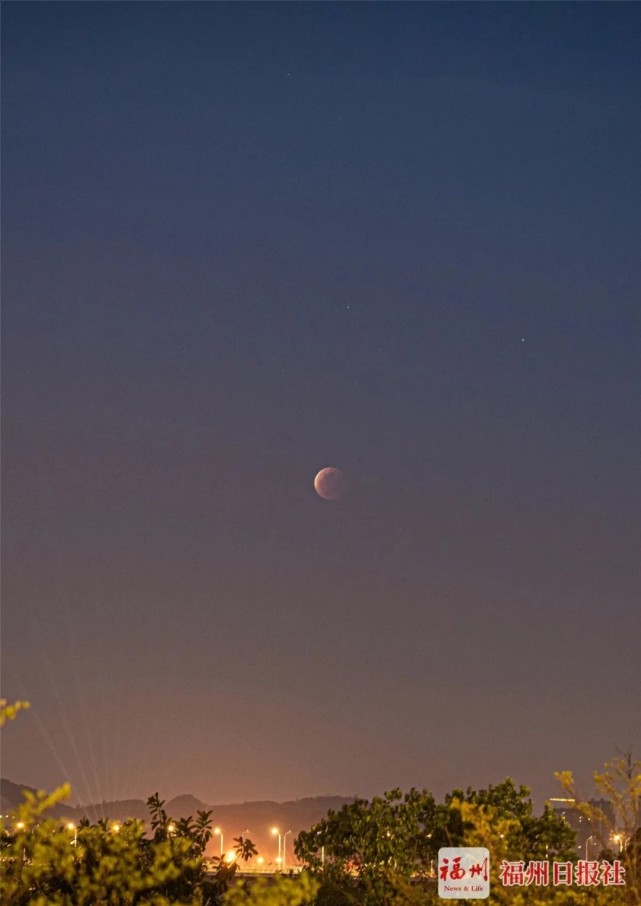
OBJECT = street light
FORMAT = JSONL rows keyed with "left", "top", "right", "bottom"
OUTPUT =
{"left": 214, "top": 827, "right": 224, "bottom": 856}
{"left": 67, "top": 822, "right": 77, "bottom": 847}
{"left": 612, "top": 833, "right": 623, "bottom": 854}
{"left": 271, "top": 827, "right": 282, "bottom": 866}
{"left": 283, "top": 830, "right": 292, "bottom": 870}
{"left": 15, "top": 821, "right": 27, "bottom": 864}
{"left": 585, "top": 835, "right": 596, "bottom": 859}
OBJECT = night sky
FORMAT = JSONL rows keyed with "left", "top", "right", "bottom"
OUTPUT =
{"left": 3, "top": 3, "right": 640, "bottom": 810}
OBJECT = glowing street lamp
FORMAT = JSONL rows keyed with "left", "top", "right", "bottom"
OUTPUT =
{"left": 112, "top": 823, "right": 121, "bottom": 834}
{"left": 214, "top": 827, "right": 224, "bottom": 856}
{"left": 271, "top": 827, "right": 282, "bottom": 866}
{"left": 66, "top": 822, "right": 77, "bottom": 846}
{"left": 14, "top": 821, "right": 27, "bottom": 864}
{"left": 167, "top": 823, "right": 176, "bottom": 836}
{"left": 612, "top": 833, "right": 623, "bottom": 854}
{"left": 283, "top": 830, "right": 292, "bottom": 870}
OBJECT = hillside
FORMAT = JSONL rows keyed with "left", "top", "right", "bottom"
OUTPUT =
{"left": 1, "top": 779, "right": 354, "bottom": 862}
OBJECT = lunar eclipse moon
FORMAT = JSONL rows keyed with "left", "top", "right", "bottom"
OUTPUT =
{"left": 314, "top": 467, "right": 347, "bottom": 500}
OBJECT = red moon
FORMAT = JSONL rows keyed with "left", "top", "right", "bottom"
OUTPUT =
{"left": 314, "top": 467, "right": 346, "bottom": 500}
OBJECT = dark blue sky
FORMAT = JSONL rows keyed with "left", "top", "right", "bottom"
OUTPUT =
{"left": 3, "top": 3, "right": 640, "bottom": 809}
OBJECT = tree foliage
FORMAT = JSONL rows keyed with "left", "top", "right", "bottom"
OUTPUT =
{"left": 0, "top": 698, "right": 31, "bottom": 727}
{"left": 436, "top": 779, "right": 577, "bottom": 860}
{"left": 556, "top": 754, "right": 641, "bottom": 905}
{"left": 294, "top": 779, "right": 582, "bottom": 905}
{"left": 223, "top": 873, "right": 319, "bottom": 906}
{"left": 0, "top": 788, "right": 258, "bottom": 905}
{"left": 295, "top": 787, "right": 436, "bottom": 904}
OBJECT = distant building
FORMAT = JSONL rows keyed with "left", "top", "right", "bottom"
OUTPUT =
{"left": 548, "top": 797, "right": 616, "bottom": 855}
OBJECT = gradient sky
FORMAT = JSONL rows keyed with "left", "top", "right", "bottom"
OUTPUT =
{"left": 2, "top": 2, "right": 640, "bottom": 810}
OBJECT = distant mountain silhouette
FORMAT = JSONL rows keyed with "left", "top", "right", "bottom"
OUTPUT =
{"left": 1, "top": 779, "right": 82, "bottom": 821}
{"left": 1, "top": 778, "right": 354, "bottom": 862}
{"left": 166, "top": 794, "right": 210, "bottom": 816}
